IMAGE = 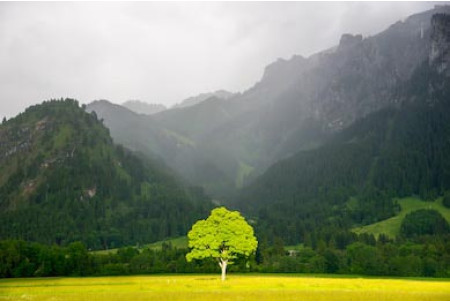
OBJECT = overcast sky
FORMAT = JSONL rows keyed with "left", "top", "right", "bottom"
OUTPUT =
{"left": 0, "top": 1, "right": 442, "bottom": 118}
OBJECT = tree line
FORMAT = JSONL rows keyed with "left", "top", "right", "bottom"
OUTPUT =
{"left": 1, "top": 231, "right": 449, "bottom": 278}
{"left": 233, "top": 60, "right": 450, "bottom": 246}
{"left": 236, "top": 96, "right": 450, "bottom": 245}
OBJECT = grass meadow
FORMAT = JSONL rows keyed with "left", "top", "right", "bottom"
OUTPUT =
{"left": 352, "top": 196, "right": 450, "bottom": 238}
{"left": 1, "top": 274, "right": 449, "bottom": 301}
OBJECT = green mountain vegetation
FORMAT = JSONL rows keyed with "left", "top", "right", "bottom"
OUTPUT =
{"left": 400, "top": 209, "right": 450, "bottom": 237}
{"left": 92, "top": 236, "right": 188, "bottom": 255}
{"left": 235, "top": 58, "right": 450, "bottom": 245}
{"left": 87, "top": 6, "right": 450, "bottom": 202}
{"left": 0, "top": 99, "right": 212, "bottom": 250}
{"left": 353, "top": 197, "right": 450, "bottom": 238}
{"left": 86, "top": 100, "right": 237, "bottom": 199}
{"left": 144, "top": 236, "right": 188, "bottom": 251}
{"left": 2, "top": 8, "right": 450, "bottom": 280}
{"left": 3, "top": 231, "right": 450, "bottom": 278}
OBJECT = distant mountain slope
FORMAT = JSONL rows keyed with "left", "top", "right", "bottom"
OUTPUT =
{"left": 86, "top": 100, "right": 235, "bottom": 198}
{"left": 87, "top": 100, "right": 178, "bottom": 160}
{"left": 89, "top": 6, "right": 450, "bottom": 201}
{"left": 0, "top": 99, "right": 212, "bottom": 249}
{"left": 173, "top": 90, "right": 235, "bottom": 109}
{"left": 122, "top": 100, "right": 166, "bottom": 115}
{"left": 197, "top": 6, "right": 450, "bottom": 173}
{"left": 235, "top": 40, "right": 450, "bottom": 244}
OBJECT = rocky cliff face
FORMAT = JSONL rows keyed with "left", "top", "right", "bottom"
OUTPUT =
{"left": 338, "top": 33, "right": 363, "bottom": 50}
{"left": 211, "top": 6, "right": 450, "bottom": 169}
{"left": 89, "top": 6, "right": 450, "bottom": 200}
{"left": 249, "top": 6, "right": 447, "bottom": 134}
{"left": 430, "top": 13, "right": 450, "bottom": 74}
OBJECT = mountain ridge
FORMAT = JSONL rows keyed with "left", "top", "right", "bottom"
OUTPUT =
{"left": 234, "top": 34, "right": 450, "bottom": 243}
{"left": 173, "top": 90, "right": 236, "bottom": 109}
{"left": 88, "top": 6, "right": 450, "bottom": 202}
{"left": 0, "top": 99, "right": 212, "bottom": 249}
{"left": 122, "top": 100, "right": 167, "bottom": 115}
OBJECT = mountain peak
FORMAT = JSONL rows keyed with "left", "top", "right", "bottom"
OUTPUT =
{"left": 338, "top": 33, "right": 363, "bottom": 49}
{"left": 0, "top": 98, "right": 212, "bottom": 248}
{"left": 173, "top": 90, "right": 235, "bottom": 109}
{"left": 122, "top": 100, "right": 167, "bottom": 115}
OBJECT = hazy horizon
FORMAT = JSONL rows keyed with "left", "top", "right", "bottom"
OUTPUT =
{"left": 0, "top": 1, "right": 443, "bottom": 118}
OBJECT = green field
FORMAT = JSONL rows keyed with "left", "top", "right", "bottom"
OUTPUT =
{"left": 93, "top": 196, "right": 450, "bottom": 255}
{"left": 92, "top": 236, "right": 188, "bottom": 255}
{"left": 1, "top": 274, "right": 449, "bottom": 300}
{"left": 352, "top": 197, "right": 450, "bottom": 238}
{"left": 145, "top": 236, "right": 188, "bottom": 250}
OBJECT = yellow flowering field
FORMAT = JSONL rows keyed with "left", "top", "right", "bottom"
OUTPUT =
{"left": 1, "top": 274, "right": 449, "bottom": 301}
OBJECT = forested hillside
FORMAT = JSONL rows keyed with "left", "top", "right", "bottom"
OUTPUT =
{"left": 236, "top": 57, "right": 450, "bottom": 244}
{"left": 88, "top": 6, "right": 450, "bottom": 200}
{"left": 0, "top": 99, "right": 212, "bottom": 249}
{"left": 1, "top": 6, "right": 450, "bottom": 280}
{"left": 86, "top": 100, "right": 236, "bottom": 198}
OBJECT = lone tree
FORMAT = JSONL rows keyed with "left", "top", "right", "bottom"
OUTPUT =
{"left": 186, "top": 207, "right": 258, "bottom": 281}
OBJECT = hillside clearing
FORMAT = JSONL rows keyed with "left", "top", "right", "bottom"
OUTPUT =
{"left": 1, "top": 274, "right": 449, "bottom": 301}
{"left": 91, "top": 236, "right": 188, "bottom": 255}
{"left": 352, "top": 197, "right": 450, "bottom": 238}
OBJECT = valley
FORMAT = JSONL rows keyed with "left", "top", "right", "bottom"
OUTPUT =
{"left": 1, "top": 3, "right": 450, "bottom": 291}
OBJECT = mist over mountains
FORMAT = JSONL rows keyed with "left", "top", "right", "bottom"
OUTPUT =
{"left": 173, "top": 90, "right": 236, "bottom": 109}
{"left": 0, "top": 100, "right": 212, "bottom": 249}
{"left": 122, "top": 100, "right": 167, "bottom": 115}
{"left": 2, "top": 5, "right": 450, "bottom": 257}
{"left": 87, "top": 5, "right": 450, "bottom": 200}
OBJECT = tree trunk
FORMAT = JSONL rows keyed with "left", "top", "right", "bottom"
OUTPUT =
{"left": 219, "top": 259, "right": 228, "bottom": 281}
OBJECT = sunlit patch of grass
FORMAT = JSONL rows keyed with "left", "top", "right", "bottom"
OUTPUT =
{"left": 91, "top": 236, "right": 188, "bottom": 255}
{"left": 1, "top": 274, "right": 449, "bottom": 300}
{"left": 145, "top": 236, "right": 188, "bottom": 250}
{"left": 353, "top": 196, "right": 450, "bottom": 238}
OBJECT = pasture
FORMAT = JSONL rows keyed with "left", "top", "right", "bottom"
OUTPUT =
{"left": 92, "top": 236, "right": 188, "bottom": 255}
{"left": 1, "top": 274, "right": 449, "bottom": 300}
{"left": 352, "top": 196, "right": 450, "bottom": 238}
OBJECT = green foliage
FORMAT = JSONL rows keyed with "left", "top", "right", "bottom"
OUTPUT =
{"left": 186, "top": 207, "right": 258, "bottom": 264}
{"left": 145, "top": 236, "right": 188, "bottom": 251}
{"left": 400, "top": 209, "right": 450, "bottom": 238}
{"left": 253, "top": 232, "right": 450, "bottom": 277}
{"left": 346, "top": 242, "right": 383, "bottom": 275}
{"left": 87, "top": 100, "right": 238, "bottom": 200}
{"left": 443, "top": 192, "right": 450, "bottom": 209}
{"left": 352, "top": 197, "right": 450, "bottom": 238}
{"left": 2, "top": 230, "right": 450, "bottom": 279}
{"left": 236, "top": 62, "right": 450, "bottom": 245}
{"left": 0, "top": 99, "right": 213, "bottom": 249}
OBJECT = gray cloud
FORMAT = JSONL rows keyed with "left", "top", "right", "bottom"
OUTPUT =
{"left": 0, "top": 1, "right": 441, "bottom": 118}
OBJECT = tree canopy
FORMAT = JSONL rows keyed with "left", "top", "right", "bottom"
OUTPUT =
{"left": 400, "top": 209, "right": 450, "bottom": 238}
{"left": 0, "top": 99, "right": 213, "bottom": 249}
{"left": 186, "top": 207, "right": 257, "bottom": 280}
